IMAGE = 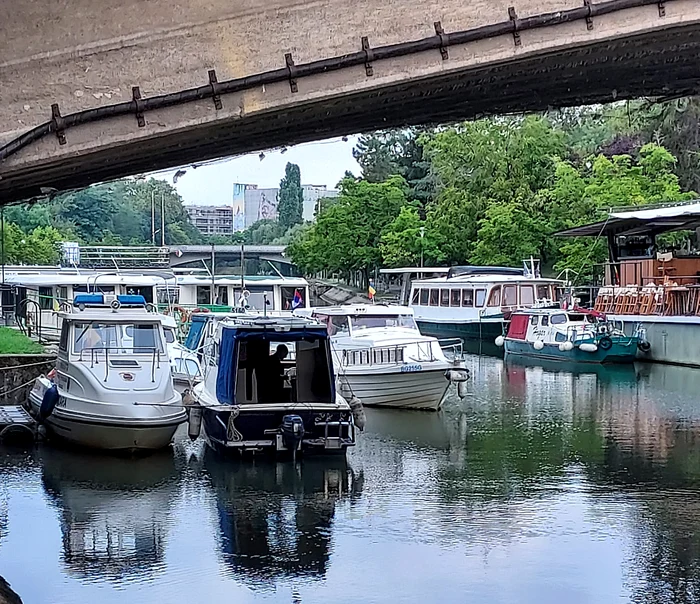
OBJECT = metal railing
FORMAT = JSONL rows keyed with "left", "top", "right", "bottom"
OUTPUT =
{"left": 341, "top": 346, "right": 405, "bottom": 367}
{"left": 78, "top": 346, "right": 162, "bottom": 382}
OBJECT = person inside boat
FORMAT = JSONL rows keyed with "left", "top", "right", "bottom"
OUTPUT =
{"left": 257, "top": 344, "right": 289, "bottom": 403}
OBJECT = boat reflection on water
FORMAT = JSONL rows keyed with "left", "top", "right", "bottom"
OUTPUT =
{"left": 205, "top": 454, "right": 363, "bottom": 589}
{"left": 39, "top": 446, "right": 181, "bottom": 582}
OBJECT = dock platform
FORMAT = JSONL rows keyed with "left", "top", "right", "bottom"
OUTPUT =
{"left": 0, "top": 406, "right": 37, "bottom": 443}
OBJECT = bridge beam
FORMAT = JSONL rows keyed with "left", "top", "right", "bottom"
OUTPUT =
{"left": 1, "top": 0, "right": 699, "bottom": 203}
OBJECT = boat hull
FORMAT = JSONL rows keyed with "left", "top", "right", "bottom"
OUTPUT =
{"left": 340, "top": 368, "right": 449, "bottom": 411}
{"left": 503, "top": 338, "right": 638, "bottom": 364}
{"left": 416, "top": 319, "right": 504, "bottom": 342}
{"left": 201, "top": 405, "right": 355, "bottom": 456}
{"left": 28, "top": 391, "right": 185, "bottom": 452}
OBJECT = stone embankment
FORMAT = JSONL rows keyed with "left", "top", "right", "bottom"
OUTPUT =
{"left": 0, "top": 354, "right": 55, "bottom": 406}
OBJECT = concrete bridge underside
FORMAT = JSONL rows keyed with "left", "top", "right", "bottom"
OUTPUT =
{"left": 1, "top": 0, "right": 700, "bottom": 204}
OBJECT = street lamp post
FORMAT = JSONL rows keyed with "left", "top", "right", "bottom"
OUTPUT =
{"left": 419, "top": 226, "right": 425, "bottom": 269}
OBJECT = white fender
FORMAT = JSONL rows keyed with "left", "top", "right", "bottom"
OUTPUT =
{"left": 560, "top": 341, "right": 574, "bottom": 352}
{"left": 495, "top": 335, "right": 505, "bottom": 347}
{"left": 579, "top": 342, "right": 598, "bottom": 353}
{"left": 533, "top": 340, "right": 545, "bottom": 351}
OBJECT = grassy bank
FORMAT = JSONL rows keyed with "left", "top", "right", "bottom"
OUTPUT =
{"left": 0, "top": 327, "right": 44, "bottom": 354}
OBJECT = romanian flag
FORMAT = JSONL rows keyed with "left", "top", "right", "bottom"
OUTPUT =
{"left": 368, "top": 281, "right": 376, "bottom": 300}
{"left": 291, "top": 289, "right": 303, "bottom": 310}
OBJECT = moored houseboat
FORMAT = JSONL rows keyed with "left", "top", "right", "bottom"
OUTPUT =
{"left": 408, "top": 261, "right": 563, "bottom": 342}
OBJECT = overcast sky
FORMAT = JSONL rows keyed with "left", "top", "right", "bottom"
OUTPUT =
{"left": 153, "top": 136, "right": 361, "bottom": 206}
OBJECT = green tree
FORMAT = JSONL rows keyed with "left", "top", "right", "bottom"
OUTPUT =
{"left": 289, "top": 176, "right": 408, "bottom": 285}
{"left": 277, "top": 163, "right": 304, "bottom": 230}
{"left": 244, "top": 220, "right": 285, "bottom": 244}
{"left": 380, "top": 207, "right": 444, "bottom": 268}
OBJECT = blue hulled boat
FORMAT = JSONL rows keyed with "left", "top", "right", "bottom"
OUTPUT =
{"left": 497, "top": 307, "right": 649, "bottom": 364}
{"left": 190, "top": 314, "right": 358, "bottom": 456}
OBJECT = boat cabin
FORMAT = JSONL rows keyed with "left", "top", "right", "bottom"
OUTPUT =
{"left": 409, "top": 263, "right": 563, "bottom": 322}
{"left": 302, "top": 304, "right": 419, "bottom": 337}
{"left": 507, "top": 309, "right": 599, "bottom": 345}
{"left": 212, "top": 316, "right": 335, "bottom": 407}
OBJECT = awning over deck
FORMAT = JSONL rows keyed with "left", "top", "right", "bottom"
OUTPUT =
{"left": 554, "top": 201, "right": 700, "bottom": 238}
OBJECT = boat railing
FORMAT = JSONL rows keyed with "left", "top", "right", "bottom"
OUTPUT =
{"left": 341, "top": 345, "right": 405, "bottom": 367}
{"left": 437, "top": 338, "right": 464, "bottom": 360}
{"left": 78, "top": 346, "right": 162, "bottom": 382}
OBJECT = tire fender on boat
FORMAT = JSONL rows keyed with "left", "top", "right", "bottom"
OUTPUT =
{"left": 39, "top": 385, "right": 59, "bottom": 421}
{"left": 598, "top": 336, "right": 613, "bottom": 351}
{"left": 637, "top": 340, "right": 651, "bottom": 353}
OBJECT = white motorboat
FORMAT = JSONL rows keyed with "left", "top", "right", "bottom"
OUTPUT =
{"left": 28, "top": 294, "right": 186, "bottom": 452}
{"left": 299, "top": 305, "right": 469, "bottom": 411}
{"left": 159, "top": 314, "right": 203, "bottom": 389}
{"left": 191, "top": 314, "right": 358, "bottom": 456}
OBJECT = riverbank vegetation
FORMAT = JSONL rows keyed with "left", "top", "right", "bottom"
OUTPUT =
{"left": 289, "top": 99, "right": 700, "bottom": 285}
{"left": 0, "top": 328, "right": 44, "bottom": 354}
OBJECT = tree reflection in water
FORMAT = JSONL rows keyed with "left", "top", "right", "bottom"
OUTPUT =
{"left": 438, "top": 355, "right": 700, "bottom": 603}
{"left": 205, "top": 454, "right": 363, "bottom": 589}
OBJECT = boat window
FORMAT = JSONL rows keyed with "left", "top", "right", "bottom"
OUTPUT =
{"left": 59, "top": 322, "right": 69, "bottom": 352}
{"left": 529, "top": 315, "right": 539, "bottom": 326}
{"left": 173, "top": 357, "right": 201, "bottom": 378}
{"left": 487, "top": 286, "right": 501, "bottom": 307}
{"left": 461, "top": 289, "right": 473, "bottom": 307}
{"left": 475, "top": 289, "right": 486, "bottom": 307}
{"left": 236, "top": 338, "right": 333, "bottom": 405}
{"left": 440, "top": 289, "right": 450, "bottom": 306}
{"left": 450, "top": 289, "right": 461, "bottom": 306}
{"left": 536, "top": 284, "right": 550, "bottom": 300}
{"left": 503, "top": 285, "right": 517, "bottom": 306}
{"left": 551, "top": 314, "right": 567, "bottom": 325}
{"left": 164, "top": 327, "right": 176, "bottom": 344}
{"left": 73, "top": 322, "right": 164, "bottom": 354}
{"left": 38, "top": 286, "right": 54, "bottom": 311}
{"left": 553, "top": 287, "right": 563, "bottom": 302}
{"left": 317, "top": 314, "right": 349, "bottom": 336}
{"left": 196, "top": 286, "right": 211, "bottom": 305}
{"left": 567, "top": 314, "right": 586, "bottom": 322}
{"left": 419, "top": 289, "right": 429, "bottom": 305}
{"left": 520, "top": 285, "right": 535, "bottom": 306}
{"left": 541, "top": 315, "right": 549, "bottom": 326}
{"left": 411, "top": 289, "right": 420, "bottom": 305}
{"left": 555, "top": 332, "right": 567, "bottom": 342}
{"left": 156, "top": 286, "right": 179, "bottom": 305}
{"left": 350, "top": 315, "right": 417, "bottom": 331}
{"left": 429, "top": 289, "right": 439, "bottom": 306}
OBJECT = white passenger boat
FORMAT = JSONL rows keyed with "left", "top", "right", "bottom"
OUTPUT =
{"left": 190, "top": 314, "right": 358, "bottom": 456}
{"left": 408, "top": 261, "right": 563, "bottom": 342}
{"left": 299, "top": 305, "right": 469, "bottom": 411}
{"left": 28, "top": 294, "right": 186, "bottom": 452}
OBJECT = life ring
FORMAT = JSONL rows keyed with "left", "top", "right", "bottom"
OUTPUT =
{"left": 598, "top": 336, "right": 613, "bottom": 351}
{"left": 39, "top": 384, "right": 59, "bottom": 421}
{"left": 637, "top": 340, "right": 651, "bottom": 353}
{"left": 192, "top": 307, "right": 211, "bottom": 314}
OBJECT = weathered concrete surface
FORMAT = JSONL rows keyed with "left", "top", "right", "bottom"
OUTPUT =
{"left": 0, "top": 355, "right": 55, "bottom": 406}
{"left": 1, "top": 0, "right": 700, "bottom": 202}
{"left": 0, "top": 576, "right": 23, "bottom": 604}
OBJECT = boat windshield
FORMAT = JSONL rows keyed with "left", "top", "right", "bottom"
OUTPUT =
{"left": 73, "top": 322, "right": 164, "bottom": 354}
{"left": 350, "top": 314, "right": 418, "bottom": 331}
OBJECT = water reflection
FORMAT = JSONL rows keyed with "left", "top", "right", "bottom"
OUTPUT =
{"left": 39, "top": 447, "right": 181, "bottom": 583}
{"left": 205, "top": 455, "right": 362, "bottom": 589}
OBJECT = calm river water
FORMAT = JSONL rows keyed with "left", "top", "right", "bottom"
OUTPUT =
{"left": 2, "top": 354, "right": 700, "bottom": 604}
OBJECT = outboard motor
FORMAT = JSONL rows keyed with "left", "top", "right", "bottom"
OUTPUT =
{"left": 281, "top": 414, "right": 305, "bottom": 452}
{"left": 188, "top": 405, "right": 202, "bottom": 440}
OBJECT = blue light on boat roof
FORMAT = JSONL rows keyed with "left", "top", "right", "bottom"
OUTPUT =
{"left": 117, "top": 294, "right": 147, "bottom": 306}
{"left": 73, "top": 294, "right": 104, "bottom": 306}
